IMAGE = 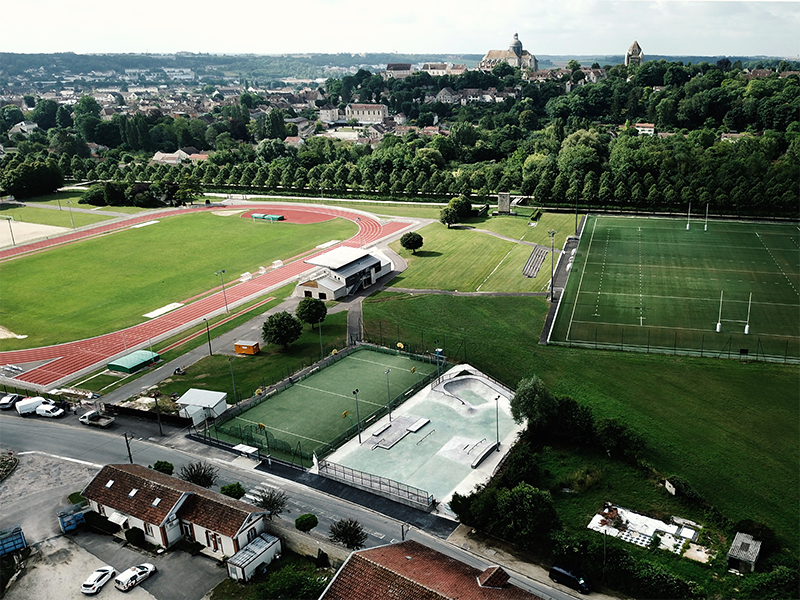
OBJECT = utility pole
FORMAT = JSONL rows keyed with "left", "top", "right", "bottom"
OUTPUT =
{"left": 123, "top": 432, "right": 134, "bottom": 464}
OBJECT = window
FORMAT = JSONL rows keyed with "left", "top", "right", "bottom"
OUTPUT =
{"left": 144, "top": 523, "right": 153, "bottom": 536}
{"left": 304, "top": 291, "right": 312, "bottom": 298}
{"left": 247, "top": 528, "right": 257, "bottom": 542}
{"left": 128, "top": 488, "right": 138, "bottom": 497}
{"left": 105, "top": 480, "right": 114, "bottom": 488}
{"left": 151, "top": 498, "right": 161, "bottom": 507}
{"left": 319, "top": 292, "right": 327, "bottom": 300}
{"left": 98, "top": 505, "right": 106, "bottom": 516}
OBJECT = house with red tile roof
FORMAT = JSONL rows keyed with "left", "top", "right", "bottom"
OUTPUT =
{"left": 81, "top": 464, "right": 268, "bottom": 556}
{"left": 319, "top": 540, "right": 543, "bottom": 599}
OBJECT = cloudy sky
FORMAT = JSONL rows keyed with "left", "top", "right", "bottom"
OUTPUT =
{"left": 5, "top": 0, "right": 798, "bottom": 58}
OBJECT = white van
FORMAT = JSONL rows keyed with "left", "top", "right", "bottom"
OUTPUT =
{"left": 36, "top": 403, "right": 65, "bottom": 418}
{"left": 16, "top": 396, "right": 48, "bottom": 416}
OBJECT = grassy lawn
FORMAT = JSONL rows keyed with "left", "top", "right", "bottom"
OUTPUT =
{"left": 246, "top": 195, "right": 447, "bottom": 220}
{"left": 0, "top": 213, "right": 356, "bottom": 349}
{"left": 362, "top": 292, "right": 800, "bottom": 552}
{"left": 0, "top": 202, "right": 113, "bottom": 228}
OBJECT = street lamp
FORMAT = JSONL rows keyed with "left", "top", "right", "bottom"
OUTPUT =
{"left": 318, "top": 317, "right": 324, "bottom": 361}
{"left": 202, "top": 318, "right": 212, "bottom": 356}
{"left": 228, "top": 357, "right": 238, "bottom": 403}
{"left": 352, "top": 389, "right": 362, "bottom": 443}
{"left": 385, "top": 369, "right": 392, "bottom": 422}
{"left": 215, "top": 269, "right": 229, "bottom": 313}
{"left": 495, "top": 395, "right": 500, "bottom": 451}
{"left": 67, "top": 200, "right": 76, "bottom": 230}
{"left": 548, "top": 229, "right": 557, "bottom": 303}
{"left": 6, "top": 218, "right": 15, "bottom": 246}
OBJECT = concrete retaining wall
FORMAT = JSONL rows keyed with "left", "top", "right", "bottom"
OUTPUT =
{"left": 263, "top": 518, "right": 350, "bottom": 569}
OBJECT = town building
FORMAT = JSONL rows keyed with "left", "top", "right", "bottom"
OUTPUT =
{"left": 81, "top": 464, "right": 268, "bottom": 556}
{"left": 478, "top": 33, "right": 538, "bottom": 72}
{"left": 320, "top": 540, "right": 542, "bottom": 599}
{"left": 384, "top": 63, "right": 414, "bottom": 79}
{"left": 344, "top": 103, "right": 389, "bottom": 124}
{"left": 625, "top": 41, "right": 644, "bottom": 67}
{"left": 294, "top": 246, "right": 392, "bottom": 301}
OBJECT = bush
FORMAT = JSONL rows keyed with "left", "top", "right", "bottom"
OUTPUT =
{"left": 79, "top": 184, "right": 107, "bottom": 206}
{"left": 221, "top": 482, "right": 246, "bottom": 499}
{"left": 295, "top": 514, "right": 319, "bottom": 532}
{"left": 178, "top": 461, "right": 218, "bottom": 488}
{"left": 152, "top": 460, "right": 174, "bottom": 475}
{"left": 125, "top": 527, "right": 146, "bottom": 548}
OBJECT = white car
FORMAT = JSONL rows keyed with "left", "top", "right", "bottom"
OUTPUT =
{"left": 81, "top": 565, "right": 115, "bottom": 594}
{"left": 36, "top": 403, "right": 65, "bottom": 418}
{"left": 114, "top": 563, "right": 156, "bottom": 591}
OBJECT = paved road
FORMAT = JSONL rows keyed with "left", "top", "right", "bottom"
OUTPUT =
{"left": 0, "top": 414, "right": 588, "bottom": 600}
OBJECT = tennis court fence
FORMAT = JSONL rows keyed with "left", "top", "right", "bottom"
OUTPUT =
{"left": 204, "top": 342, "right": 441, "bottom": 465}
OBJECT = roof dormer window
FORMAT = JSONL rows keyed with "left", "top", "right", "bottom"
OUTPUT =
{"left": 105, "top": 480, "right": 114, "bottom": 488}
{"left": 151, "top": 498, "right": 161, "bottom": 507}
{"left": 128, "top": 488, "right": 138, "bottom": 497}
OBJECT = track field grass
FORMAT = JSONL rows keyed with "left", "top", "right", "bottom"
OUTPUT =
{"left": 210, "top": 347, "right": 438, "bottom": 463}
{"left": 362, "top": 292, "right": 800, "bottom": 551}
{"left": 0, "top": 202, "right": 113, "bottom": 229}
{"left": 552, "top": 215, "right": 800, "bottom": 360}
{"left": 389, "top": 213, "right": 576, "bottom": 293}
{"left": 0, "top": 212, "right": 356, "bottom": 349}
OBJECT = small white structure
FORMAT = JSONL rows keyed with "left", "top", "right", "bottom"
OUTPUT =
{"left": 177, "top": 388, "right": 227, "bottom": 425}
{"left": 727, "top": 532, "right": 762, "bottom": 573}
{"left": 294, "top": 247, "right": 392, "bottom": 301}
{"left": 227, "top": 533, "right": 281, "bottom": 582}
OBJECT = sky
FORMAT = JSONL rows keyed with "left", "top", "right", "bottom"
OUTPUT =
{"left": 4, "top": 0, "right": 798, "bottom": 58}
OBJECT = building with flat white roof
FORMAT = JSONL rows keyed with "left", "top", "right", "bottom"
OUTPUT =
{"left": 294, "top": 246, "right": 392, "bottom": 301}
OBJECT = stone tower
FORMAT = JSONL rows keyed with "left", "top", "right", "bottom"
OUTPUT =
{"left": 625, "top": 40, "right": 644, "bottom": 67}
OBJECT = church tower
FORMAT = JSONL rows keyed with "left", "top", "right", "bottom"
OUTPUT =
{"left": 625, "top": 40, "right": 643, "bottom": 67}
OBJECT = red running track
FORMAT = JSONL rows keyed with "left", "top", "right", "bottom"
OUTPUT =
{"left": 0, "top": 204, "right": 409, "bottom": 388}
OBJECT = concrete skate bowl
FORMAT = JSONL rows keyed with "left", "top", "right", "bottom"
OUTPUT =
{"left": 438, "top": 373, "right": 509, "bottom": 406}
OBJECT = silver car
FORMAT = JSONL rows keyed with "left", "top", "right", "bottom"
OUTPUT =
{"left": 81, "top": 565, "right": 115, "bottom": 594}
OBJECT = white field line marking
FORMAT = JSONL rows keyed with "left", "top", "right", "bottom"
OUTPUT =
{"left": 477, "top": 246, "right": 516, "bottom": 292}
{"left": 230, "top": 417, "right": 327, "bottom": 444}
{"left": 566, "top": 216, "right": 598, "bottom": 341}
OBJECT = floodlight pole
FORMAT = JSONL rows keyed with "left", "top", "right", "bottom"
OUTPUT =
{"left": 6, "top": 218, "right": 14, "bottom": 246}
{"left": 704, "top": 202, "right": 709, "bottom": 232}
{"left": 744, "top": 292, "right": 752, "bottom": 335}
{"left": 318, "top": 318, "right": 324, "bottom": 361}
{"left": 215, "top": 269, "right": 229, "bottom": 313}
{"left": 548, "top": 229, "right": 557, "bottom": 303}
{"left": 385, "top": 369, "right": 392, "bottom": 422}
{"left": 67, "top": 200, "right": 76, "bottom": 229}
{"left": 203, "top": 318, "right": 212, "bottom": 356}
{"left": 495, "top": 395, "right": 500, "bottom": 451}
{"left": 356, "top": 217, "right": 362, "bottom": 248}
{"left": 686, "top": 201, "right": 691, "bottom": 230}
{"left": 353, "top": 389, "right": 362, "bottom": 443}
{"left": 228, "top": 357, "right": 238, "bottom": 403}
{"left": 716, "top": 290, "right": 723, "bottom": 333}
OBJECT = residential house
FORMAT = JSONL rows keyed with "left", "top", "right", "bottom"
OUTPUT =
{"left": 634, "top": 123, "right": 655, "bottom": 136}
{"left": 421, "top": 63, "right": 449, "bottom": 77}
{"left": 8, "top": 121, "right": 39, "bottom": 137}
{"left": 82, "top": 464, "right": 268, "bottom": 556}
{"left": 436, "top": 87, "right": 460, "bottom": 104}
{"left": 345, "top": 103, "right": 388, "bottom": 124}
{"left": 318, "top": 105, "right": 342, "bottom": 123}
{"left": 283, "top": 136, "right": 304, "bottom": 148}
{"left": 319, "top": 540, "right": 543, "bottom": 599}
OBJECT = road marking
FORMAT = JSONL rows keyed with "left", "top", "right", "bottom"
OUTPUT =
{"left": 17, "top": 450, "right": 103, "bottom": 468}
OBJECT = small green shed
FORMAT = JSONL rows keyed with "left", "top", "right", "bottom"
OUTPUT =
{"left": 107, "top": 350, "right": 160, "bottom": 374}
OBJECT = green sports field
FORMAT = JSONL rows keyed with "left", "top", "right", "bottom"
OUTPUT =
{"left": 551, "top": 216, "right": 800, "bottom": 361}
{"left": 210, "top": 347, "right": 439, "bottom": 464}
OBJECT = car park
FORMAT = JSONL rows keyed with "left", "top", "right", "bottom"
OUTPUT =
{"left": 0, "top": 394, "right": 23, "bottom": 410}
{"left": 114, "top": 563, "right": 156, "bottom": 591}
{"left": 81, "top": 565, "right": 115, "bottom": 594}
{"left": 549, "top": 564, "right": 590, "bottom": 594}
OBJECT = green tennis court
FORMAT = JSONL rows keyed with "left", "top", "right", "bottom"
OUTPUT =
{"left": 210, "top": 347, "right": 439, "bottom": 464}
{"left": 551, "top": 216, "right": 800, "bottom": 361}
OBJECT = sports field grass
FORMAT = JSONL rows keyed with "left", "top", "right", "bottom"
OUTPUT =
{"left": 0, "top": 212, "right": 356, "bottom": 349}
{"left": 0, "top": 202, "right": 113, "bottom": 228}
{"left": 210, "top": 348, "right": 438, "bottom": 464}
{"left": 362, "top": 292, "right": 800, "bottom": 551}
{"left": 551, "top": 216, "right": 800, "bottom": 361}
{"left": 389, "top": 213, "right": 577, "bottom": 293}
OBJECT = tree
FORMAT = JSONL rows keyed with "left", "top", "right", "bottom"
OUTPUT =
{"left": 294, "top": 513, "right": 319, "bottom": 532}
{"left": 178, "top": 461, "right": 218, "bottom": 488}
{"left": 174, "top": 173, "right": 202, "bottom": 205}
{"left": 295, "top": 297, "right": 327, "bottom": 330}
{"left": 220, "top": 482, "right": 247, "bottom": 499}
{"left": 254, "top": 488, "right": 288, "bottom": 520}
{"left": 262, "top": 311, "right": 303, "bottom": 349}
{"left": 510, "top": 375, "right": 557, "bottom": 429}
{"left": 399, "top": 231, "right": 423, "bottom": 254}
{"left": 329, "top": 518, "right": 368, "bottom": 550}
{"left": 439, "top": 206, "right": 458, "bottom": 228}
{"left": 496, "top": 483, "right": 561, "bottom": 547}
{"left": 151, "top": 460, "right": 174, "bottom": 475}
{"left": 250, "top": 564, "right": 327, "bottom": 599}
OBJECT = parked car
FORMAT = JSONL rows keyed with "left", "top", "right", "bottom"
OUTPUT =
{"left": 0, "top": 394, "right": 23, "bottom": 410}
{"left": 114, "top": 563, "right": 156, "bottom": 591}
{"left": 81, "top": 565, "right": 115, "bottom": 595}
{"left": 36, "top": 403, "right": 65, "bottom": 418}
{"left": 15, "top": 396, "right": 49, "bottom": 416}
{"left": 79, "top": 409, "right": 115, "bottom": 428}
{"left": 549, "top": 564, "right": 590, "bottom": 594}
